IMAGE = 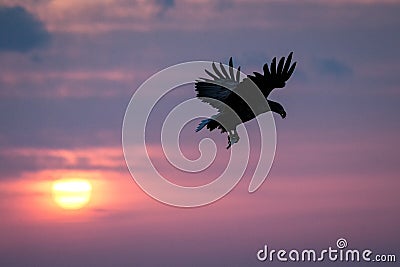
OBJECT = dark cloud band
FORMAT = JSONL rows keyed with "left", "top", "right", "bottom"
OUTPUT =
{"left": 0, "top": 6, "right": 50, "bottom": 52}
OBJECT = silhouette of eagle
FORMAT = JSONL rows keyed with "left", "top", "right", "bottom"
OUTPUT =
{"left": 195, "top": 52, "right": 296, "bottom": 149}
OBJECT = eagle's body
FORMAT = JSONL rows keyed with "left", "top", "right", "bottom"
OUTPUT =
{"left": 195, "top": 53, "right": 296, "bottom": 148}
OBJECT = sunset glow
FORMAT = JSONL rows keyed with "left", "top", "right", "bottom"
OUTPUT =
{"left": 52, "top": 179, "right": 92, "bottom": 210}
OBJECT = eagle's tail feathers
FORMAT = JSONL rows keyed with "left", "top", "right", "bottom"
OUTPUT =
{"left": 196, "top": 119, "right": 211, "bottom": 132}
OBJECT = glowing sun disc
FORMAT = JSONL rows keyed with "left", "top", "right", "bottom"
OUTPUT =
{"left": 52, "top": 179, "right": 92, "bottom": 210}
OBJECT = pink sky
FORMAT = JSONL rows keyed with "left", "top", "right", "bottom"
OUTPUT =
{"left": 0, "top": 1, "right": 399, "bottom": 266}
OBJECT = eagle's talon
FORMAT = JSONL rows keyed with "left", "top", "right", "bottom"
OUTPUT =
{"left": 230, "top": 135, "right": 239, "bottom": 144}
{"left": 226, "top": 129, "right": 239, "bottom": 148}
{"left": 226, "top": 136, "right": 232, "bottom": 149}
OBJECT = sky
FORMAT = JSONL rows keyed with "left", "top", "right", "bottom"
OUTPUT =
{"left": 0, "top": 0, "right": 399, "bottom": 266}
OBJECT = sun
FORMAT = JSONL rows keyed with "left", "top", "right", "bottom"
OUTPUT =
{"left": 52, "top": 179, "right": 92, "bottom": 210}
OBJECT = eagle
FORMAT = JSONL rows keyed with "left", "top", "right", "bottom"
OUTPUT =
{"left": 195, "top": 52, "right": 296, "bottom": 149}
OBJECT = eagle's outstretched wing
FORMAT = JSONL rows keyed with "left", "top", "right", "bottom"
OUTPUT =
{"left": 196, "top": 53, "right": 296, "bottom": 113}
{"left": 195, "top": 58, "right": 241, "bottom": 112}
{"left": 248, "top": 52, "right": 296, "bottom": 97}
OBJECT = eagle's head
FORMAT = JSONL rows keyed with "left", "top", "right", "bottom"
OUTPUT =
{"left": 269, "top": 100, "right": 286, "bottom": 119}
{"left": 280, "top": 108, "right": 287, "bottom": 119}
